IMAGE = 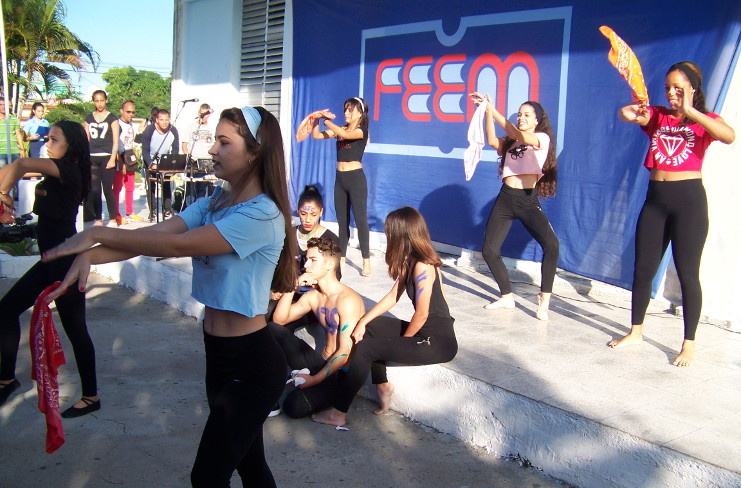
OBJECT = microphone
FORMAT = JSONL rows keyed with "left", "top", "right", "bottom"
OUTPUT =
{"left": 181, "top": 98, "right": 199, "bottom": 103}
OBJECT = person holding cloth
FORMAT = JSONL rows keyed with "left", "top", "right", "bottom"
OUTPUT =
{"left": 312, "top": 97, "right": 372, "bottom": 277}
{"left": 42, "top": 106, "right": 297, "bottom": 487}
{"left": 470, "top": 93, "right": 559, "bottom": 321}
{"left": 609, "top": 61, "right": 735, "bottom": 366}
{"left": 0, "top": 120, "right": 100, "bottom": 417}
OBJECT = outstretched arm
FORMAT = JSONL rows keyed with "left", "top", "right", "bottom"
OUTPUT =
{"left": 351, "top": 279, "right": 401, "bottom": 343}
{"left": 0, "top": 157, "right": 61, "bottom": 211}
{"left": 618, "top": 102, "right": 650, "bottom": 126}
{"left": 312, "top": 109, "right": 336, "bottom": 139}
{"left": 471, "top": 92, "right": 540, "bottom": 148}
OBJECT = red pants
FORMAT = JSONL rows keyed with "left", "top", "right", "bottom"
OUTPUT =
{"left": 113, "top": 169, "right": 136, "bottom": 217}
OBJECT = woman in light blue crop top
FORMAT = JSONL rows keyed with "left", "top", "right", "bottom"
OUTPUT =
{"left": 470, "top": 94, "right": 559, "bottom": 321}
{"left": 42, "top": 107, "right": 297, "bottom": 487}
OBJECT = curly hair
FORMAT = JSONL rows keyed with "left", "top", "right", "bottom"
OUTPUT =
{"left": 498, "top": 101, "right": 557, "bottom": 198}
{"left": 307, "top": 236, "right": 341, "bottom": 263}
{"left": 54, "top": 120, "right": 92, "bottom": 202}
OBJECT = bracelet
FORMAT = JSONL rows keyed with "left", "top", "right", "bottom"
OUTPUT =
{"left": 0, "top": 190, "right": 8, "bottom": 196}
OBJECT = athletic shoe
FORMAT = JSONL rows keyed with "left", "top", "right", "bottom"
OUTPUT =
{"left": 126, "top": 213, "right": 144, "bottom": 222}
{"left": 268, "top": 403, "right": 281, "bottom": 418}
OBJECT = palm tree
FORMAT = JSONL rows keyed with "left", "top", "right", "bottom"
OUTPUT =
{"left": 3, "top": 0, "right": 98, "bottom": 113}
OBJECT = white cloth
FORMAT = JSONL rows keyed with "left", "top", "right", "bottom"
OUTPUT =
{"left": 463, "top": 99, "right": 487, "bottom": 181}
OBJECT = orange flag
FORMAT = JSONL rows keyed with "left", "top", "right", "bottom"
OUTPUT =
{"left": 599, "top": 26, "right": 649, "bottom": 105}
{"left": 295, "top": 111, "right": 323, "bottom": 142}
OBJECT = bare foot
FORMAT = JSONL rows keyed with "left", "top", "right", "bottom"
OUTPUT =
{"left": 536, "top": 293, "right": 550, "bottom": 321}
{"left": 312, "top": 407, "right": 346, "bottom": 427}
{"left": 672, "top": 340, "right": 695, "bottom": 367}
{"left": 484, "top": 294, "right": 515, "bottom": 310}
{"left": 361, "top": 258, "right": 371, "bottom": 277}
{"left": 608, "top": 331, "right": 643, "bottom": 348}
{"left": 374, "top": 382, "right": 395, "bottom": 414}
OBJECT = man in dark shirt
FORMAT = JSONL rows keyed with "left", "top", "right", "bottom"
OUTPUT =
{"left": 140, "top": 109, "right": 179, "bottom": 220}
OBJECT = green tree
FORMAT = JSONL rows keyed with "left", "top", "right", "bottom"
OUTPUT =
{"left": 102, "top": 66, "right": 171, "bottom": 116}
{"left": 2, "top": 0, "right": 98, "bottom": 113}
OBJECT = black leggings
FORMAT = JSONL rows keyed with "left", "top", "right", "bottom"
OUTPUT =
{"left": 84, "top": 154, "right": 116, "bottom": 222}
{"left": 191, "top": 327, "right": 287, "bottom": 488}
{"left": 0, "top": 256, "right": 97, "bottom": 397}
{"left": 632, "top": 179, "right": 708, "bottom": 340}
{"left": 267, "top": 322, "right": 338, "bottom": 418}
{"left": 334, "top": 168, "right": 370, "bottom": 258}
{"left": 332, "top": 316, "right": 457, "bottom": 413}
{"left": 482, "top": 185, "right": 559, "bottom": 294}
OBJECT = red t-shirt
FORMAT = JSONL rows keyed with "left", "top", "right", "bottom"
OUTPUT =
{"left": 641, "top": 105, "right": 719, "bottom": 171}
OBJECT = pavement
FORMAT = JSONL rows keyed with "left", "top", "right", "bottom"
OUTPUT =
{"left": 0, "top": 273, "right": 567, "bottom": 488}
{"left": 1, "top": 186, "right": 740, "bottom": 487}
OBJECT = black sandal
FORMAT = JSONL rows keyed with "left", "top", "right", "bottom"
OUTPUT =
{"left": 61, "top": 396, "right": 101, "bottom": 418}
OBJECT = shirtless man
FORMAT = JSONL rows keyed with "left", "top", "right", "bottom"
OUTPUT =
{"left": 270, "top": 236, "right": 364, "bottom": 417}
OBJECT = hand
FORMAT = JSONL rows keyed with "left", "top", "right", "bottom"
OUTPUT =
{"left": 295, "top": 373, "right": 317, "bottom": 389}
{"left": 106, "top": 157, "right": 116, "bottom": 170}
{"left": 296, "top": 272, "right": 316, "bottom": 288}
{"left": 351, "top": 322, "right": 367, "bottom": 344}
{"left": 0, "top": 203, "right": 15, "bottom": 224}
{"left": 676, "top": 82, "right": 695, "bottom": 117}
{"left": 44, "top": 251, "right": 92, "bottom": 302}
{"left": 320, "top": 110, "right": 336, "bottom": 121}
{"left": 0, "top": 192, "right": 14, "bottom": 210}
{"left": 41, "top": 228, "right": 100, "bottom": 263}
{"left": 270, "top": 291, "right": 283, "bottom": 301}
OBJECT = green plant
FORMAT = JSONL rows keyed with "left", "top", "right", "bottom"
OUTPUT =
{"left": 0, "top": 238, "right": 38, "bottom": 256}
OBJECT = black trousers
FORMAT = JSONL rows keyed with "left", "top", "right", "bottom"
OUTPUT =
{"left": 191, "top": 327, "right": 286, "bottom": 488}
{"left": 0, "top": 256, "right": 97, "bottom": 397}
{"left": 332, "top": 316, "right": 457, "bottom": 413}
{"left": 334, "top": 168, "right": 370, "bottom": 258}
{"left": 482, "top": 185, "right": 559, "bottom": 295}
{"left": 84, "top": 154, "right": 116, "bottom": 222}
{"left": 632, "top": 179, "right": 708, "bottom": 340}
{"left": 267, "top": 322, "right": 339, "bottom": 418}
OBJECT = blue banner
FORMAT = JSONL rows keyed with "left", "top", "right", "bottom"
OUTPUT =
{"left": 291, "top": 0, "right": 741, "bottom": 289}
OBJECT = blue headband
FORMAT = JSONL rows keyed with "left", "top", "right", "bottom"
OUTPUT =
{"left": 240, "top": 106, "right": 262, "bottom": 143}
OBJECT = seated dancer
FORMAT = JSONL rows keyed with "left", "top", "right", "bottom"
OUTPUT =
{"left": 270, "top": 237, "right": 364, "bottom": 418}
{"left": 313, "top": 207, "right": 458, "bottom": 427}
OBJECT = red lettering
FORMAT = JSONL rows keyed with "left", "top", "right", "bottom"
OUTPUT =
{"left": 374, "top": 58, "right": 403, "bottom": 121}
{"left": 402, "top": 56, "right": 433, "bottom": 122}
{"left": 466, "top": 52, "right": 539, "bottom": 120}
{"left": 433, "top": 54, "right": 466, "bottom": 123}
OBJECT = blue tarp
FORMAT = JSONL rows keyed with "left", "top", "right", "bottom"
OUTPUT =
{"left": 290, "top": 0, "right": 741, "bottom": 289}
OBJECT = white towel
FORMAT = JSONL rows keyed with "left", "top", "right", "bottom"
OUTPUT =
{"left": 463, "top": 99, "right": 487, "bottom": 181}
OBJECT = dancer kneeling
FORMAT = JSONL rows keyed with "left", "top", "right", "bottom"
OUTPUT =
{"left": 313, "top": 207, "right": 458, "bottom": 427}
{"left": 270, "top": 236, "right": 364, "bottom": 418}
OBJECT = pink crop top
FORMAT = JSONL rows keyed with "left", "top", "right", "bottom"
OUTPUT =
{"left": 641, "top": 106, "right": 719, "bottom": 171}
{"left": 500, "top": 132, "right": 550, "bottom": 180}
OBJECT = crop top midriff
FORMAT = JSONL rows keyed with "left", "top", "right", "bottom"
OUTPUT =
{"left": 336, "top": 127, "right": 368, "bottom": 162}
{"left": 641, "top": 106, "right": 720, "bottom": 172}
{"left": 500, "top": 132, "right": 550, "bottom": 180}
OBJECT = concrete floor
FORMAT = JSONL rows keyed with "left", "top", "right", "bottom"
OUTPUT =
{"left": 0, "top": 274, "right": 567, "bottom": 488}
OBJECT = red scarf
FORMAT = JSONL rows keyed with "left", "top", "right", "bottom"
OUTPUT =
{"left": 30, "top": 282, "right": 66, "bottom": 453}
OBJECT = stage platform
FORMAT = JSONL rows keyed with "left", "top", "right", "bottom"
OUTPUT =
{"left": 86, "top": 233, "right": 740, "bottom": 488}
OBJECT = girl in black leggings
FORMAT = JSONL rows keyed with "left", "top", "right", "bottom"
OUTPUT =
{"left": 0, "top": 121, "right": 99, "bottom": 417}
{"left": 470, "top": 93, "right": 559, "bottom": 320}
{"left": 609, "top": 61, "right": 735, "bottom": 366}
{"left": 312, "top": 97, "right": 372, "bottom": 276}
{"left": 312, "top": 207, "right": 457, "bottom": 427}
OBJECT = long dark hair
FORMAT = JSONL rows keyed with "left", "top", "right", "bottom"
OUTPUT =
{"left": 343, "top": 97, "right": 369, "bottom": 133}
{"left": 55, "top": 120, "right": 92, "bottom": 202}
{"left": 667, "top": 61, "right": 708, "bottom": 126}
{"left": 384, "top": 207, "right": 442, "bottom": 288}
{"left": 498, "top": 101, "right": 557, "bottom": 198}
{"left": 216, "top": 107, "right": 297, "bottom": 292}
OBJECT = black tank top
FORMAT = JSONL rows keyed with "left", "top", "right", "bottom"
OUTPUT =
{"left": 404, "top": 263, "right": 455, "bottom": 337}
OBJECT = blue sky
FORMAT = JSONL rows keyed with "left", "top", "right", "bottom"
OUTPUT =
{"left": 62, "top": 0, "right": 174, "bottom": 97}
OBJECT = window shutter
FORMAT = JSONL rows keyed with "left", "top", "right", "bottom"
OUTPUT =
{"left": 240, "top": 0, "right": 285, "bottom": 117}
